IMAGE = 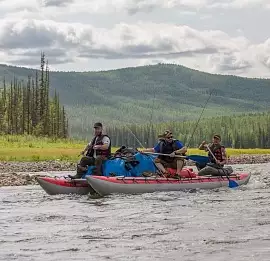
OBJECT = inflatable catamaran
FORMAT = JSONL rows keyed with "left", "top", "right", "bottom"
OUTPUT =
{"left": 36, "top": 151, "right": 251, "bottom": 196}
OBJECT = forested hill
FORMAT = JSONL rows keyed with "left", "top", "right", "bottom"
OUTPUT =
{"left": 0, "top": 63, "right": 269, "bottom": 138}
{"left": 107, "top": 111, "right": 270, "bottom": 149}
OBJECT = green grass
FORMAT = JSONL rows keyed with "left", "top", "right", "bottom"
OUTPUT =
{"left": 0, "top": 135, "right": 85, "bottom": 161}
{"left": 0, "top": 135, "right": 270, "bottom": 161}
{"left": 0, "top": 135, "right": 86, "bottom": 148}
{"left": 187, "top": 148, "right": 270, "bottom": 157}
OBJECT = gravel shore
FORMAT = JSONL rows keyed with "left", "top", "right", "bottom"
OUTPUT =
{"left": 1, "top": 155, "right": 270, "bottom": 187}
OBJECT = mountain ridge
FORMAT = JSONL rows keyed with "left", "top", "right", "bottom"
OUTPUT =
{"left": 0, "top": 62, "right": 268, "bottom": 79}
{"left": 0, "top": 62, "right": 269, "bottom": 138}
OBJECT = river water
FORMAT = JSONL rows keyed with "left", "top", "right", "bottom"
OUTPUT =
{"left": 1, "top": 163, "right": 270, "bottom": 261}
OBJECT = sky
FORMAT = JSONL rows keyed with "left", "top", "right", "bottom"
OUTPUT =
{"left": 0, "top": 0, "right": 270, "bottom": 78}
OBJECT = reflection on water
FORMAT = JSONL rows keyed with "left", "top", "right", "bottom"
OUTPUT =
{"left": 1, "top": 163, "right": 270, "bottom": 261}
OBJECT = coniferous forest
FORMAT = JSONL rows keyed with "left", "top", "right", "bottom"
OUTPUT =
{"left": 1, "top": 62, "right": 270, "bottom": 139}
{"left": 106, "top": 112, "right": 270, "bottom": 149}
{"left": 1, "top": 57, "right": 270, "bottom": 149}
{"left": 0, "top": 53, "right": 68, "bottom": 137}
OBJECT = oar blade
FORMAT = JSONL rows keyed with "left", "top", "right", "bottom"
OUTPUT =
{"left": 228, "top": 180, "right": 239, "bottom": 188}
{"left": 187, "top": 155, "right": 210, "bottom": 164}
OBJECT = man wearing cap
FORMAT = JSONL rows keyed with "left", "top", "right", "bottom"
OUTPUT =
{"left": 141, "top": 130, "right": 187, "bottom": 177}
{"left": 69, "top": 122, "right": 111, "bottom": 179}
{"left": 199, "top": 134, "right": 227, "bottom": 166}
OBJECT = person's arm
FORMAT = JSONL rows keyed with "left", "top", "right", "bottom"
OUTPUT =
{"left": 81, "top": 142, "right": 92, "bottom": 155}
{"left": 218, "top": 147, "right": 227, "bottom": 165}
{"left": 141, "top": 143, "right": 160, "bottom": 153}
{"left": 141, "top": 148, "right": 155, "bottom": 152}
{"left": 174, "top": 141, "right": 187, "bottom": 154}
{"left": 93, "top": 136, "right": 110, "bottom": 150}
{"left": 198, "top": 141, "right": 207, "bottom": 150}
{"left": 199, "top": 141, "right": 210, "bottom": 152}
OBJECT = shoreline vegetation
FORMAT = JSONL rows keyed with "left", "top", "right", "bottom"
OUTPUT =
{"left": 1, "top": 57, "right": 269, "bottom": 187}
{"left": 1, "top": 135, "right": 270, "bottom": 162}
{"left": 0, "top": 53, "right": 68, "bottom": 139}
{"left": 2, "top": 63, "right": 270, "bottom": 138}
{"left": 1, "top": 135, "right": 270, "bottom": 187}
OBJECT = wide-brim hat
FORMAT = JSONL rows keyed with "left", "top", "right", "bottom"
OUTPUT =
{"left": 158, "top": 130, "right": 172, "bottom": 139}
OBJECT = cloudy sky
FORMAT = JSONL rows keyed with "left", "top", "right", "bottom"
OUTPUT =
{"left": 0, "top": 0, "right": 270, "bottom": 77}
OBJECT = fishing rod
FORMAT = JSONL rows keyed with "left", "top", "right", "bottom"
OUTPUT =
{"left": 124, "top": 124, "right": 146, "bottom": 149}
{"left": 185, "top": 90, "right": 213, "bottom": 148}
{"left": 146, "top": 85, "right": 158, "bottom": 148}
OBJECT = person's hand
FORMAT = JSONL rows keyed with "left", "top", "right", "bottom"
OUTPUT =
{"left": 201, "top": 141, "right": 206, "bottom": 145}
{"left": 215, "top": 160, "right": 221, "bottom": 165}
{"left": 169, "top": 152, "right": 175, "bottom": 157}
{"left": 181, "top": 146, "right": 187, "bottom": 153}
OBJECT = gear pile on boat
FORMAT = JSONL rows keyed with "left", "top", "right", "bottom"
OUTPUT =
{"left": 36, "top": 123, "right": 251, "bottom": 196}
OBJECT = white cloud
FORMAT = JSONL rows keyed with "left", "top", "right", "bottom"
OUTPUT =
{"left": 252, "top": 39, "right": 270, "bottom": 69}
{"left": 41, "top": 0, "right": 73, "bottom": 7}
{"left": 44, "top": 0, "right": 270, "bottom": 14}
{"left": 0, "top": 0, "right": 39, "bottom": 12}
{"left": 207, "top": 52, "right": 252, "bottom": 72}
{"left": 0, "top": 19, "right": 250, "bottom": 59}
{"left": 0, "top": 0, "right": 268, "bottom": 17}
{"left": 0, "top": 0, "right": 269, "bottom": 77}
{"left": 209, "top": 0, "right": 270, "bottom": 9}
{"left": 0, "top": 17, "right": 269, "bottom": 77}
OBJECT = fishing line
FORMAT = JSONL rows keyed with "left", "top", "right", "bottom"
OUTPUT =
{"left": 185, "top": 90, "right": 213, "bottom": 147}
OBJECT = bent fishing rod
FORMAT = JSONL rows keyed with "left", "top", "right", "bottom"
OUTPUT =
{"left": 124, "top": 124, "right": 146, "bottom": 149}
{"left": 185, "top": 89, "right": 213, "bottom": 148}
{"left": 126, "top": 89, "right": 214, "bottom": 153}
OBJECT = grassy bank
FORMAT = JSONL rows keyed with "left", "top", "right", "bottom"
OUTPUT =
{"left": 0, "top": 135, "right": 85, "bottom": 162}
{"left": 0, "top": 135, "right": 270, "bottom": 162}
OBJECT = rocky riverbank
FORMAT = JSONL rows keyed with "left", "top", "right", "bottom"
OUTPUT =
{"left": 1, "top": 155, "right": 270, "bottom": 187}
{"left": 227, "top": 154, "right": 270, "bottom": 165}
{"left": 0, "top": 160, "right": 77, "bottom": 173}
{"left": 0, "top": 161, "right": 77, "bottom": 187}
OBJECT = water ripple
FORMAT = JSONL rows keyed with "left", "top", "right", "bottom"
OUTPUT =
{"left": 0, "top": 163, "right": 270, "bottom": 261}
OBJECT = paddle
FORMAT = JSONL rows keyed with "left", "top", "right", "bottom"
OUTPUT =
{"left": 143, "top": 152, "right": 210, "bottom": 165}
{"left": 205, "top": 144, "right": 238, "bottom": 188}
{"left": 143, "top": 152, "right": 186, "bottom": 158}
{"left": 186, "top": 154, "right": 210, "bottom": 164}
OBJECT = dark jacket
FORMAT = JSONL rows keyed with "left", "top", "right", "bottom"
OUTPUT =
{"left": 86, "top": 134, "right": 111, "bottom": 158}
{"left": 158, "top": 139, "right": 180, "bottom": 162}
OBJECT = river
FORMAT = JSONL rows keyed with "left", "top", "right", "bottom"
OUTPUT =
{"left": 1, "top": 163, "right": 270, "bottom": 261}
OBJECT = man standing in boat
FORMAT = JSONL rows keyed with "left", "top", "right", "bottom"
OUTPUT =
{"left": 69, "top": 122, "right": 111, "bottom": 179}
{"left": 197, "top": 134, "right": 228, "bottom": 176}
{"left": 141, "top": 130, "right": 187, "bottom": 177}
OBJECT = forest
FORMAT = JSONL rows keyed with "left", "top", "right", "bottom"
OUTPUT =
{"left": 1, "top": 62, "right": 270, "bottom": 138}
{"left": 106, "top": 111, "right": 270, "bottom": 149}
{"left": 0, "top": 53, "right": 68, "bottom": 137}
{"left": 1, "top": 57, "right": 270, "bottom": 148}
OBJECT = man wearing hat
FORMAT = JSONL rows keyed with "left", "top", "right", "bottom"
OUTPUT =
{"left": 198, "top": 134, "right": 227, "bottom": 168}
{"left": 141, "top": 130, "right": 187, "bottom": 177}
{"left": 69, "top": 122, "right": 111, "bottom": 179}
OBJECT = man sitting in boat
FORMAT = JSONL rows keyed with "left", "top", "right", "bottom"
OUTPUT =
{"left": 141, "top": 130, "right": 187, "bottom": 177}
{"left": 197, "top": 134, "right": 231, "bottom": 176}
{"left": 69, "top": 122, "right": 111, "bottom": 179}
